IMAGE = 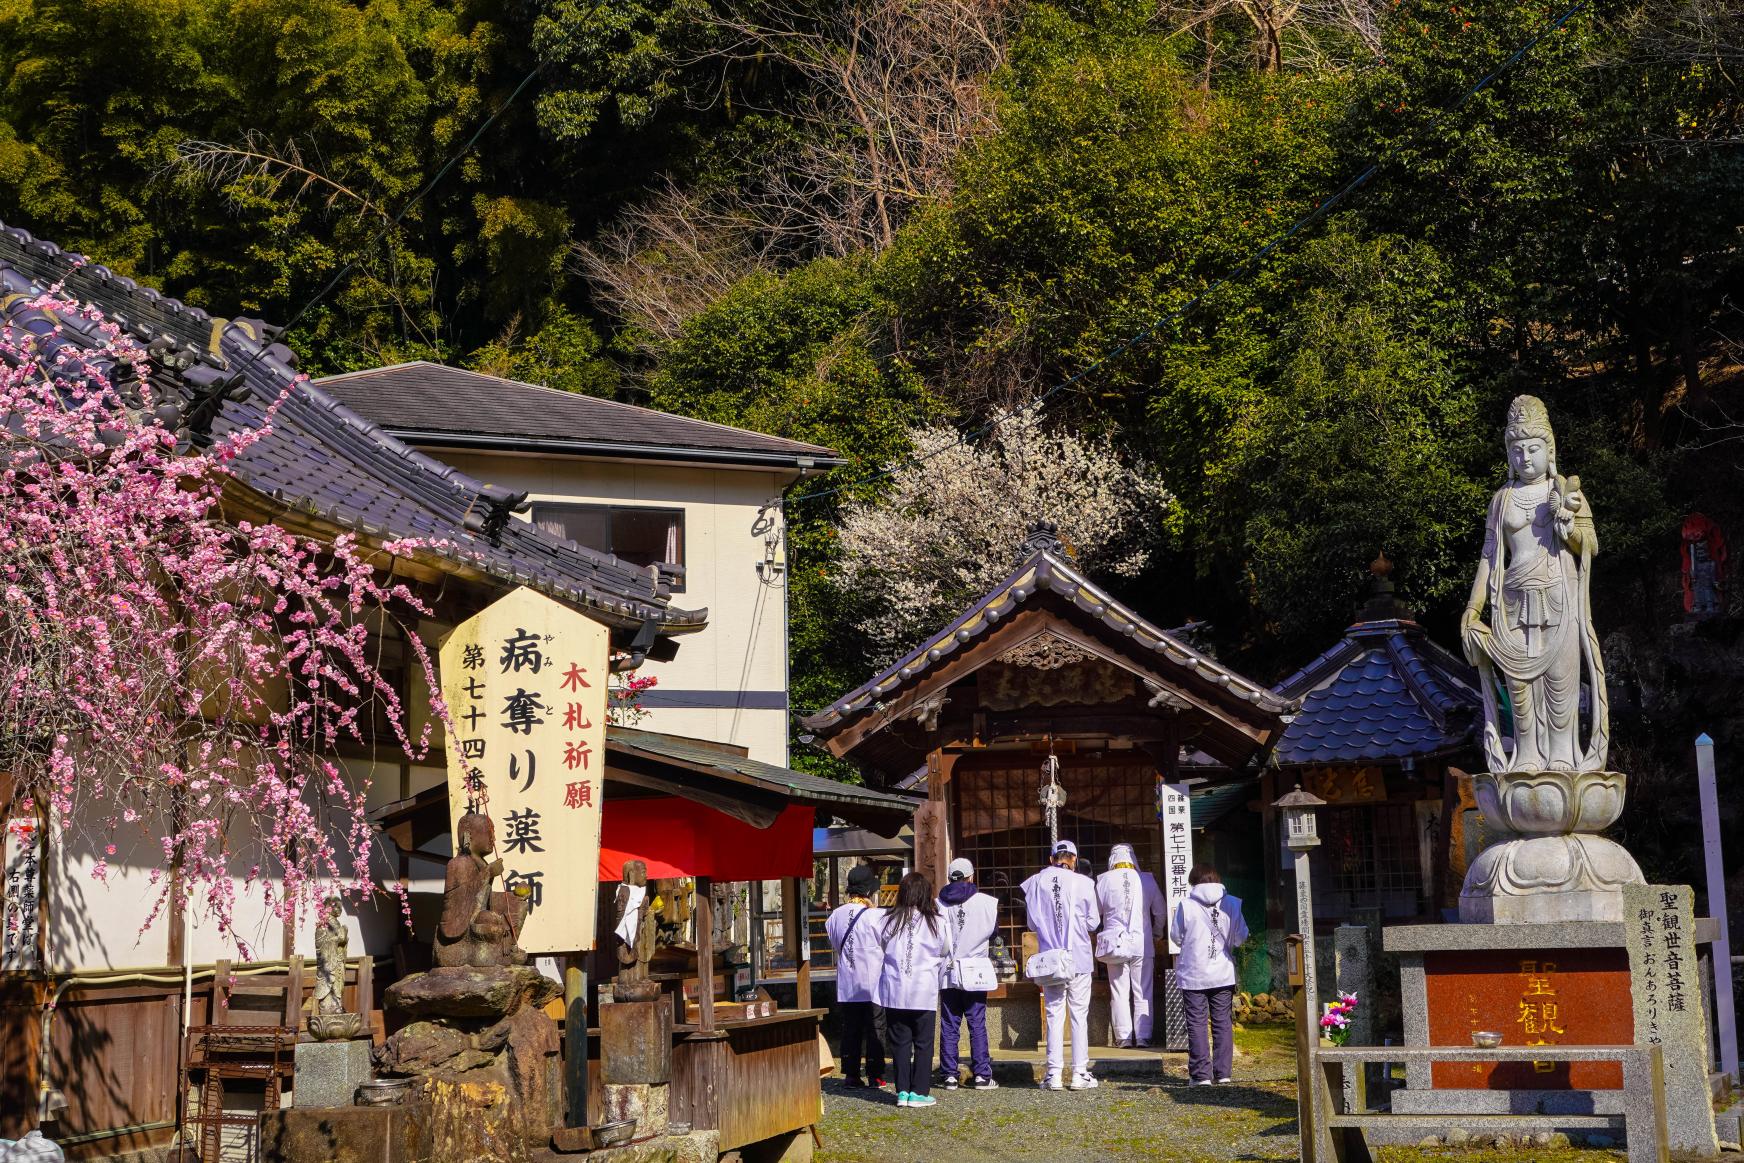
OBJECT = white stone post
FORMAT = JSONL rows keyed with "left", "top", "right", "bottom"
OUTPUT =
{"left": 1696, "top": 733, "right": 1738, "bottom": 1082}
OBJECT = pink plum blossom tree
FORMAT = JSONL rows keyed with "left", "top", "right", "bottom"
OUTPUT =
{"left": 0, "top": 287, "right": 445, "bottom": 958}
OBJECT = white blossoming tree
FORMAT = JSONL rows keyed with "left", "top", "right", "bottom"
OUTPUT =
{"left": 834, "top": 413, "right": 1173, "bottom": 661}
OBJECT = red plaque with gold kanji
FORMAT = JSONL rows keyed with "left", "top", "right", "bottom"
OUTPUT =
{"left": 1423, "top": 948, "right": 1632, "bottom": 1088}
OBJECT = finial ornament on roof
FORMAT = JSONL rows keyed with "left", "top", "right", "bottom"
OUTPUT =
{"left": 1017, "top": 519, "right": 1068, "bottom": 563}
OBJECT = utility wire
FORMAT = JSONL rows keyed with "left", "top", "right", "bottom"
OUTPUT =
{"left": 784, "top": 0, "right": 1590, "bottom": 509}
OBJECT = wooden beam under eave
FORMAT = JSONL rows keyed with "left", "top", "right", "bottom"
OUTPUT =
{"left": 827, "top": 609, "right": 1278, "bottom": 770}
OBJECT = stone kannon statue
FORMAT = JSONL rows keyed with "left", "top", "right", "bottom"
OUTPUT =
{"left": 1460, "top": 394, "right": 1607, "bottom": 775}
{"left": 308, "top": 896, "right": 364, "bottom": 1039}
{"left": 315, "top": 898, "right": 347, "bottom": 1015}
{"left": 435, "top": 812, "right": 530, "bottom": 968}
{"left": 612, "top": 859, "right": 661, "bottom": 1001}
{"left": 1457, "top": 395, "right": 1643, "bottom": 923}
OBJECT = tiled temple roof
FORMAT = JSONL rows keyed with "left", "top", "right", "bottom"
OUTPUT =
{"left": 1270, "top": 568, "right": 1480, "bottom": 766}
{"left": 0, "top": 221, "right": 706, "bottom": 634}
{"left": 803, "top": 524, "right": 1292, "bottom": 770}
{"left": 322, "top": 362, "right": 842, "bottom": 469}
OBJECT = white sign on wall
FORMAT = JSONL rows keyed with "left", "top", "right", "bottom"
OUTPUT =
{"left": 1157, "top": 781, "right": 1192, "bottom": 955}
{"left": 3, "top": 817, "right": 41, "bottom": 971}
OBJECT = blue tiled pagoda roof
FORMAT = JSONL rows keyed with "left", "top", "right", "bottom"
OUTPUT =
{"left": 1271, "top": 596, "right": 1481, "bottom": 768}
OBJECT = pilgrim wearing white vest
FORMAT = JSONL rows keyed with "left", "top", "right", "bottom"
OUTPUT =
{"left": 1021, "top": 839, "right": 1102, "bottom": 1090}
{"left": 876, "top": 872, "right": 951, "bottom": 1107}
{"left": 826, "top": 863, "right": 888, "bottom": 1088}
{"left": 1095, "top": 843, "right": 1169, "bottom": 1047}
{"left": 1171, "top": 863, "right": 1249, "bottom": 1084}
{"left": 937, "top": 857, "right": 1001, "bottom": 1088}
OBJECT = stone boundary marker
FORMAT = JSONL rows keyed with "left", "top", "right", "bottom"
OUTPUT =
{"left": 1623, "top": 883, "right": 1719, "bottom": 1158}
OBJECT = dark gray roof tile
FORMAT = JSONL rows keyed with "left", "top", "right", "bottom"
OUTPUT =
{"left": 320, "top": 361, "right": 842, "bottom": 468}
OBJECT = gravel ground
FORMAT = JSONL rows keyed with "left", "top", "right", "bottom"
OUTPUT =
{"left": 816, "top": 1026, "right": 1303, "bottom": 1163}
{"left": 812, "top": 1026, "right": 1630, "bottom": 1163}
{"left": 815, "top": 1073, "right": 1302, "bottom": 1163}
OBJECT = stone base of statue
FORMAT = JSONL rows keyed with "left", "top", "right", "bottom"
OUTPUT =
{"left": 1372, "top": 919, "right": 1721, "bottom": 1154}
{"left": 261, "top": 1099, "right": 434, "bottom": 1163}
{"left": 375, "top": 966, "right": 563, "bottom": 1159}
{"left": 1457, "top": 770, "right": 1645, "bottom": 924}
{"left": 293, "top": 1037, "right": 374, "bottom": 1108}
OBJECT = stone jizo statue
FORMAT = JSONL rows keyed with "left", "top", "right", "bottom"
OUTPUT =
{"left": 309, "top": 895, "right": 364, "bottom": 1039}
{"left": 613, "top": 859, "right": 661, "bottom": 1001}
{"left": 1460, "top": 394, "right": 1608, "bottom": 774}
{"left": 436, "top": 812, "right": 529, "bottom": 968}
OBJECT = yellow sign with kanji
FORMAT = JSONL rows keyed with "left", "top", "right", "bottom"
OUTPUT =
{"left": 441, "top": 586, "right": 609, "bottom": 954}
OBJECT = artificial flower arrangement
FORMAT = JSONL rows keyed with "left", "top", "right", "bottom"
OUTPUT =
{"left": 1319, "top": 992, "right": 1360, "bottom": 1046}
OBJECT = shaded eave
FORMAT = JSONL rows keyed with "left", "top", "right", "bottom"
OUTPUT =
{"left": 802, "top": 550, "right": 1292, "bottom": 769}
{"left": 379, "top": 426, "right": 849, "bottom": 472}
{"left": 370, "top": 727, "right": 918, "bottom": 855}
{"left": 0, "top": 222, "right": 705, "bottom": 635}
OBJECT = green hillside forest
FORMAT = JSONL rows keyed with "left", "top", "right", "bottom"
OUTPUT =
{"left": 4, "top": 0, "right": 1742, "bottom": 885}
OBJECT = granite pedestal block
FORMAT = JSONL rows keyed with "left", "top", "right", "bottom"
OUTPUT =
{"left": 1382, "top": 919, "right": 1719, "bottom": 1149}
{"left": 293, "top": 1038, "right": 374, "bottom": 1108}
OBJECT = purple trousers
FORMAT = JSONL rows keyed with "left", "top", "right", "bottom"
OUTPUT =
{"left": 939, "top": 987, "right": 992, "bottom": 1080}
{"left": 1183, "top": 985, "right": 1235, "bottom": 1083}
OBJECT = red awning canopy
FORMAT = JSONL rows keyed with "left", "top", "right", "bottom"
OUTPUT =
{"left": 599, "top": 797, "right": 813, "bottom": 881}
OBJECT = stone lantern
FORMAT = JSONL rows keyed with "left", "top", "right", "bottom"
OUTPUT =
{"left": 1275, "top": 783, "right": 1325, "bottom": 851}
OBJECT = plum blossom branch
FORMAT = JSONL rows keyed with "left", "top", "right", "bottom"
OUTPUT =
{"left": 0, "top": 288, "right": 448, "bottom": 957}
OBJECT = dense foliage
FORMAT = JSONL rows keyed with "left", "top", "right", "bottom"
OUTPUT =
{"left": 4, "top": 0, "right": 1743, "bottom": 876}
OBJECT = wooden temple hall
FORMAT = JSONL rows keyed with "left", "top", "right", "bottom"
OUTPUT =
{"left": 803, "top": 523, "right": 1291, "bottom": 1041}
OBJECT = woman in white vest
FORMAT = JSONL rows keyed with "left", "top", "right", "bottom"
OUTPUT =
{"left": 1095, "top": 843, "right": 1169, "bottom": 1047}
{"left": 1171, "top": 863, "right": 1249, "bottom": 1084}
{"left": 876, "top": 871, "right": 951, "bottom": 1108}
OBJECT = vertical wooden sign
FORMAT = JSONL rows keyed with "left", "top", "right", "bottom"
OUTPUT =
{"left": 1156, "top": 781, "right": 1192, "bottom": 954}
{"left": 2, "top": 816, "right": 41, "bottom": 971}
{"left": 441, "top": 587, "right": 608, "bottom": 954}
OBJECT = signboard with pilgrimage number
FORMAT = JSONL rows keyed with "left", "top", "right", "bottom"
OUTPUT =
{"left": 1156, "top": 779, "right": 1193, "bottom": 1052}
{"left": 1156, "top": 781, "right": 1192, "bottom": 955}
{"left": 441, "top": 586, "right": 609, "bottom": 954}
{"left": 3, "top": 816, "right": 41, "bottom": 971}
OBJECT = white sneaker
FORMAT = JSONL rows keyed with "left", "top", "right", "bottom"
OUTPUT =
{"left": 1041, "top": 1074, "right": 1064, "bottom": 1091}
{"left": 1069, "top": 1072, "right": 1099, "bottom": 1090}
{"left": 1193, "top": 1078, "right": 1213, "bottom": 1086}
{"left": 1217, "top": 1077, "right": 1234, "bottom": 1084}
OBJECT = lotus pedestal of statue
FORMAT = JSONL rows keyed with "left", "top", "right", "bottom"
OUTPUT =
{"left": 1458, "top": 769, "right": 1644, "bottom": 924}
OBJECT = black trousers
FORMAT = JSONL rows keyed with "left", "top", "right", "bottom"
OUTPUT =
{"left": 885, "top": 1007, "right": 936, "bottom": 1097}
{"left": 840, "top": 1000, "right": 887, "bottom": 1082}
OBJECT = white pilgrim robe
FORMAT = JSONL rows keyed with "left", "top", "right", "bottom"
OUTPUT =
{"left": 1021, "top": 865, "right": 1101, "bottom": 975}
{"left": 1171, "top": 882, "right": 1249, "bottom": 992}
{"left": 1096, "top": 866, "right": 1169, "bottom": 1042}
{"left": 826, "top": 902, "right": 887, "bottom": 1004}
{"left": 937, "top": 891, "right": 999, "bottom": 964}
{"left": 875, "top": 913, "right": 950, "bottom": 1012}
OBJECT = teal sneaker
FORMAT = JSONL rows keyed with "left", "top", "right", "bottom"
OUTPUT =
{"left": 908, "top": 1093, "right": 937, "bottom": 1108}
{"left": 896, "top": 1091, "right": 912, "bottom": 1107}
